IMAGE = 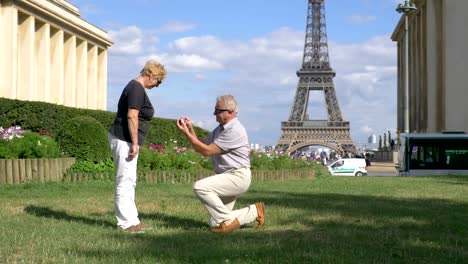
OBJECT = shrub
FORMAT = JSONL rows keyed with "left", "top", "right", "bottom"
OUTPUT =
{"left": 250, "top": 151, "right": 314, "bottom": 170}
{"left": 137, "top": 141, "right": 212, "bottom": 174}
{"left": 0, "top": 97, "right": 210, "bottom": 147}
{"left": 56, "top": 116, "right": 110, "bottom": 162}
{"left": 67, "top": 159, "right": 115, "bottom": 173}
{"left": 0, "top": 129, "right": 62, "bottom": 159}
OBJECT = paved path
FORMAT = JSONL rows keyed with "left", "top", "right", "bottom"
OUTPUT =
{"left": 367, "top": 161, "right": 397, "bottom": 176}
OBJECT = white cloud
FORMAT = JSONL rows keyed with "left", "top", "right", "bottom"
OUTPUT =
{"left": 108, "top": 26, "right": 144, "bottom": 55}
{"left": 157, "top": 21, "right": 196, "bottom": 33}
{"left": 347, "top": 15, "right": 377, "bottom": 24}
{"left": 106, "top": 25, "right": 397, "bottom": 146}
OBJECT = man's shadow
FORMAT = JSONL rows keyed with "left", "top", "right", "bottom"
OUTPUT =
{"left": 139, "top": 212, "right": 206, "bottom": 230}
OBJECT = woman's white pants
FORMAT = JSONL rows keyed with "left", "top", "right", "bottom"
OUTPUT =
{"left": 108, "top": 133, "right": 140, "bottom": 229}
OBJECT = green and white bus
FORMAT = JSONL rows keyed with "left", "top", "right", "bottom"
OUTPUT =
{"left": 397, "top": 132, "right": 468, "bottom": 176}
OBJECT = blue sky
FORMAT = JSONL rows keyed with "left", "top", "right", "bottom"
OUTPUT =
{"left": 69, "top": 0, "right": 404, "bottom": 147}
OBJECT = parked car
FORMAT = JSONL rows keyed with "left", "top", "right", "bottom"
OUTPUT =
{"left": 328, "top": 158, "right": 368, "bottom": 176}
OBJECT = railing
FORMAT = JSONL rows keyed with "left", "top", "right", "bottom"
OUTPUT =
{"left": 65, "top": 169, "right": 316, "bottom": 184}
{"left": 0, "top": 159, "right": 315, "bottom": 185}
{"left": 282, "top": 121, "right": 350, "bottom": 128}
{"left": 0, "top": 158, "right": 76, "bottom": 184}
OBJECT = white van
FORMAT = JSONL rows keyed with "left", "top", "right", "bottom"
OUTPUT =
{"left": 328, "top": 158, "right": 368, "bottom": 176}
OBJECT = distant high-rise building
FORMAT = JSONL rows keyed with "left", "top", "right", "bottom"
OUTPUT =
{"left": 368, "top": 134, "right": 377, "bottom": 144}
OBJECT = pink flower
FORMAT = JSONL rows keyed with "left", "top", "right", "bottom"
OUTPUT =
{"left": 149, "top": 143, "right": 164, "bottom": 153}
{"left": 0, "top": 126, "right": 25, "bottom": 140}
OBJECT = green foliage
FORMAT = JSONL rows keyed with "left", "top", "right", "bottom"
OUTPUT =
{"left": 0, "top": 132, "right": 62, "bottom": 159}
{"left": 66, "top": 159, "right": 115, "bottom": 173}
{"left": 250, "top": 151, "right": 314, "bottom": 170}
{"left": 56, "top": 116, "right": 110, "bottom": 162}
{"left": 137, "top": 141, "right": 212, "bottom": 174}
{"left": 0, "top": 98, "right": 209, "bottom": 148}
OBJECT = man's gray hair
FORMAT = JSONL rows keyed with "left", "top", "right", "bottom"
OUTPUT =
{"left": 217, "top": 95, "right": 238, "bottom": 114}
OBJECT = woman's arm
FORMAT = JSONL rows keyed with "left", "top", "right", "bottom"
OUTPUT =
{"left": 127, "top": 108, "right": 140, "bottom": 159}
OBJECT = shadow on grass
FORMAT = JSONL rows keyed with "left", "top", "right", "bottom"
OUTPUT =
{"left": 140, "top": 212, "right": 206, "bottom": 230}
{"left": 24, "top": 205, "right": 114, "bottom": 228}
{"left": 428, "top": 175, "right": 468, "bottom": 185}
{"left": 69, "top": 190, "right": 468, "bottom": 263}
{"left": 23, "top": 205, "right": 207, "bottom": 231}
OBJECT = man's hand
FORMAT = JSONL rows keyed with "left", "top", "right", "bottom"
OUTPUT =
{"left": 176, "top": 117, "right": 192, "bottom": 134}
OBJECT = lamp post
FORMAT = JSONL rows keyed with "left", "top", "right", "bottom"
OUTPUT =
{"left": 396, "top": 1, "right": 417, "bottom": 134}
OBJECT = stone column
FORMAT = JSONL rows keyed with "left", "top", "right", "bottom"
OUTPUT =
{"left": 63, "top": 34, "right": 76, "bottom": 107}
{"left": 34, "top": 21, "right": 51, "bottom": 102}
{"left": 87, "top": 45, "right": 98, "bottom": 109}
{"left": 50, "top": 28, "right": 64, "bottom": 105}
{"left": 75, "top": 39, "right": 87, "bottom": 108}
{"left": 0, "top": 3, "right": 18, "bottom": 99}
{"left": 17, "top": 13, "right": 35, "bottom": 101}
{"left": 97, "top": 49, "right": 108, "bottom": 110}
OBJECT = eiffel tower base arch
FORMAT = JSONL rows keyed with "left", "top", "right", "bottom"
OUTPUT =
{"left": 276, "top": 126, "right": 356, "bottom": 155}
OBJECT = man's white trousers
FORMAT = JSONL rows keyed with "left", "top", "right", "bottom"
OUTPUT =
{"left": 193, "top": 167, "right": 259, "bottom": 227}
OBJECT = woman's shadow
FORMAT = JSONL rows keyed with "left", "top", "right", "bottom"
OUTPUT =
{"left": 24, "top": 205, "right": 206, "bottom": 230}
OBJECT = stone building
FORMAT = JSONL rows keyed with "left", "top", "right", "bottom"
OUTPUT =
{"left": 0, "top": 0, "right": 112, "bottom": 110}
{"left": 391, "top": 0, "right": 468, "bottom": 134}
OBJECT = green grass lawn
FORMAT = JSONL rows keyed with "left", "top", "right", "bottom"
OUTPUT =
{"left": 1, "top": 175, "right": 467, "bottom": 263}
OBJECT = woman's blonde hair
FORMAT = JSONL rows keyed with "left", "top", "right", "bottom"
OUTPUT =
{"left": 140, "top": 60, "right": 167, "bottom": 81}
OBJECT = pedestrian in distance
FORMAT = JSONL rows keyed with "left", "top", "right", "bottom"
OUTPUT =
{"left": 176, "top": 95, "right": 265, "bottom": 233}
{"left": 108, "top": 60, "right": 166, "bottom": 233}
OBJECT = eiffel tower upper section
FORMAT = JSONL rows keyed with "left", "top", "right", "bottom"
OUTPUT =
{"left": 287, "top": 0, "right": 345, "bottom": 125}
{"left": 302, "top": 0, "right": 332, "bottom": 72}
{"left": 276, "top": 0, "right": 355, "bottom": 154}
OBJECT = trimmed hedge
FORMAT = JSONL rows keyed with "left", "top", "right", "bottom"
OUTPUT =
{"left": 0, "top": 97, "right": 209, "bottom": 149}
{"left": 56, "top": 116, "right": 110, "bottom": 162}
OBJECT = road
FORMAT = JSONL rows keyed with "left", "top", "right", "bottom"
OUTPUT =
{"left": 366, "top": 161, "right": 397, "bottom": 177}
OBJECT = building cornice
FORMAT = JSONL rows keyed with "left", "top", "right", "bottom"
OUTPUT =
{"left": 12, "top": 0, "right": 112, "bottom": 48}
{"left": 49, "top": 0, "right": 80, "bottom": 16}
{"left": 391, "top": 0, "right": 425, "bottom": 42}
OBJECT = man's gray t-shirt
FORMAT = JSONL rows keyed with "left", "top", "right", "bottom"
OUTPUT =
{"left": 205, "top": 118, "right": 250, "bottom": 173}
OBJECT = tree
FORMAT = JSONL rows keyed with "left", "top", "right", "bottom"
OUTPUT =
{"left": 379, "top": 135, "right": 382, "bottom": 150}
{"left": 383, "top": 133, "right": 387, "bottom": 150}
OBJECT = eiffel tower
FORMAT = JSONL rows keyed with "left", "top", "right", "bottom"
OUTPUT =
{"left": 276, "top": 0, "right": 356, "bottom": 155}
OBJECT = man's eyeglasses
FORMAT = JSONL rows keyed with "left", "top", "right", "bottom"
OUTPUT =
{"left": 214, "top": 108, "right": 230, "bottom": 114}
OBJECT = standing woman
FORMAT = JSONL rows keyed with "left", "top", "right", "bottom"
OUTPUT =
{"left": 108, "top": 60, "right": 166, "bottom": 233}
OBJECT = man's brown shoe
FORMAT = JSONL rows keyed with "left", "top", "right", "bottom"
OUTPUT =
{"left": 125, "top": 225, "right": 145, "bottom": 234}
{"left": 255, "top": 202, "right": 265, "bottom": 227}
{"left": 210, "top": 218, "right": 240, "bottom": 233}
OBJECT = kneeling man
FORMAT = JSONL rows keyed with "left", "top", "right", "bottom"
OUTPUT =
{"left": 176, "top": 95, "right": 265, "bottom": 233}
